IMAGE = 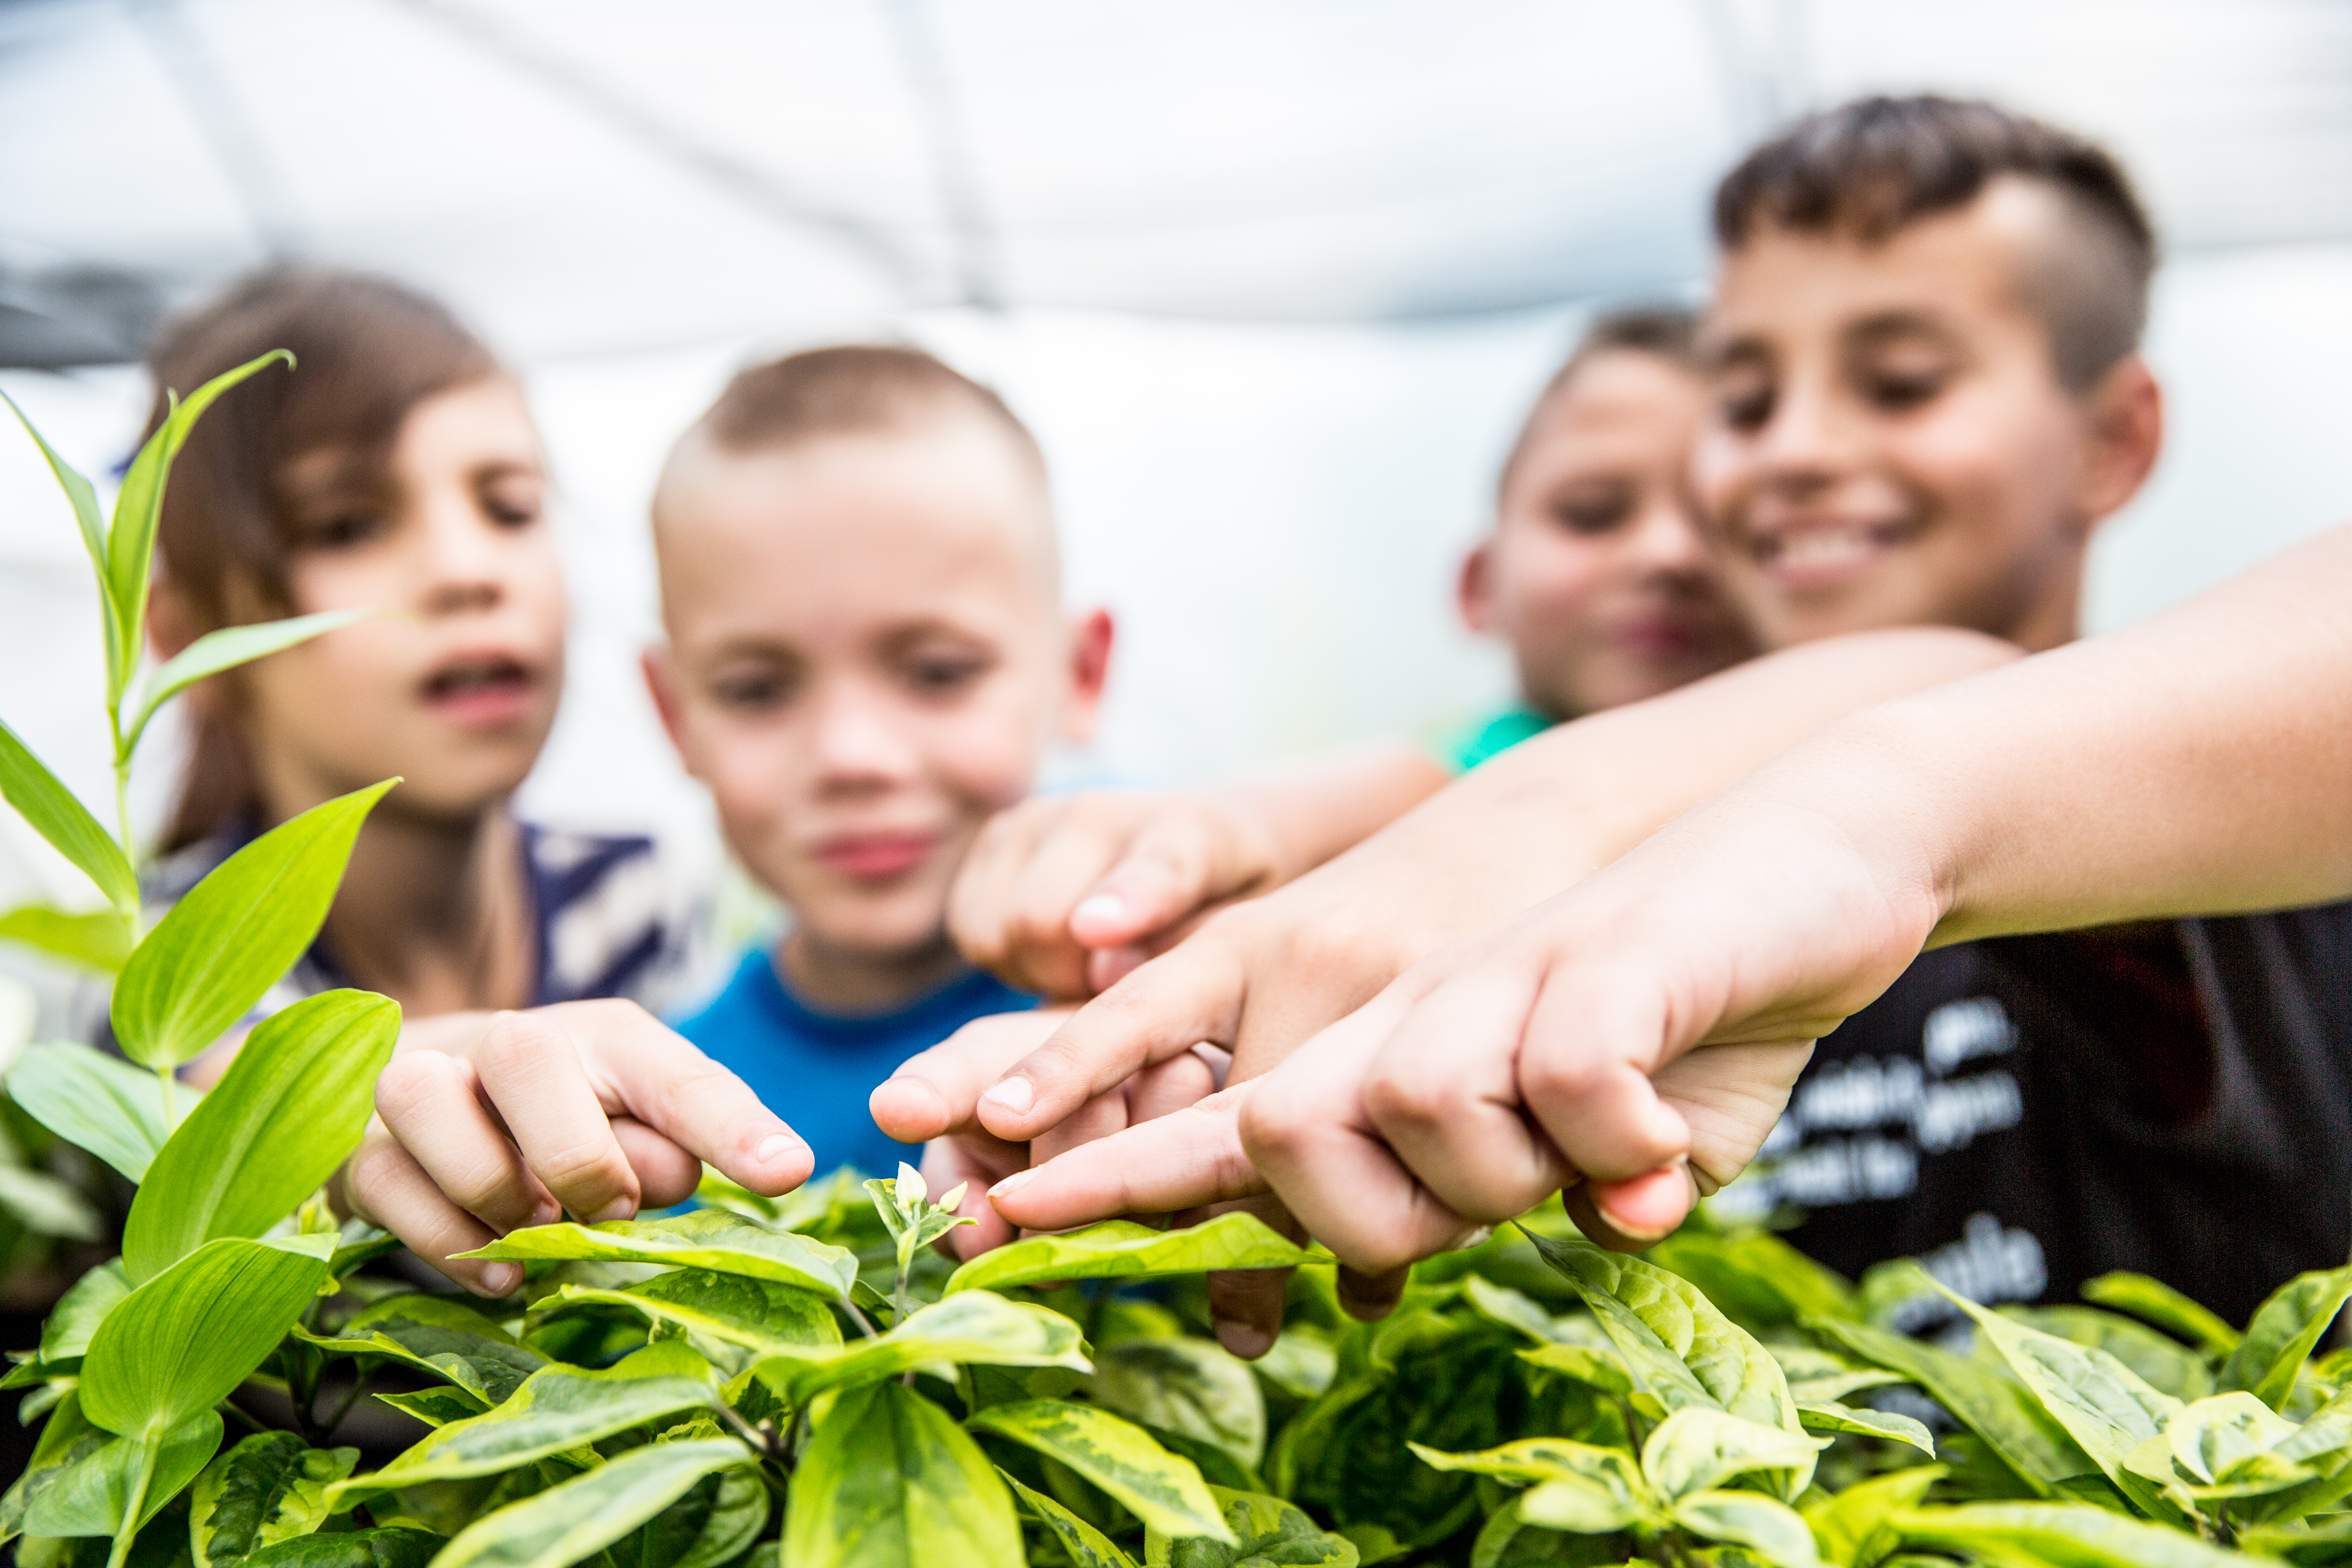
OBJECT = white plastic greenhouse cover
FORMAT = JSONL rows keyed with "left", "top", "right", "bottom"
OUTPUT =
{"left": 3, "top": 0, "right": 2351, "bottom": 357}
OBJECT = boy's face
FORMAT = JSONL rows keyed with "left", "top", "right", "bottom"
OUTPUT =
{"left": 1691, "top": 179, "right": 2156, "bottom": 652}
{"left": 1463, "top": 349, "right": 1756, "bottom": 718}
{"left": 650, "top": 419, "right": 1105, "bottom": 965}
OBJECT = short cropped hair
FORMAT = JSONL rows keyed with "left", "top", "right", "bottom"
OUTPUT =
{"left": 691, "top": 343, "right": 1042, "bottom": 472}
{"left": 1499, "top": 305, "right": 1699, "bottom": 497}
{"left": 1713, "top": 95, "right": 2157, "bottom": 390}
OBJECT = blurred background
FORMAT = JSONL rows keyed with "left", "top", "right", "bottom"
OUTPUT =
{"left": 4, "top": 0, "right": 2352, "bottom": 928}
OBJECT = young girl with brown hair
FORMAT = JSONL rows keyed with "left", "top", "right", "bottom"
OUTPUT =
{"left": 140, "top": 266, "right": 702, "bottom": 1079}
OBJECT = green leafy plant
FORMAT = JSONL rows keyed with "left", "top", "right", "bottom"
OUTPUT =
{"left": 10, "top": 368, "right": 2352, "bottom": 1567}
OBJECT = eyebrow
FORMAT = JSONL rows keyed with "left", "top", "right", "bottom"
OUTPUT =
{"left": 1842, "top": 309, "right": 1964, "bottom": 351}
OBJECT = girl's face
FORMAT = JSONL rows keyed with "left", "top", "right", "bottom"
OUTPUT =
{"left": 227, "top": 376, "right": 566, "bottom": 823}
{"left": 1463, "top": 350, "right": 1758, "bottom": 719}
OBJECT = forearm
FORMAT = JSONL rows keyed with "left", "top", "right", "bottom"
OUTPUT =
{"left": 1788, "top": 525, "right": 2352, "bottom": 942}
{"left": 1209, "top": 741, "right": 1450, "bottom": 886}
{"left": 1375, "top": 625, "right": 2024, "bottom": 890}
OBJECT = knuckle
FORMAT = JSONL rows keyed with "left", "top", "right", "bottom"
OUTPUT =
{"left": 534, "top": 1137, "right": 632, "bottom": 1200}
{"left": 1236, "top": 1091, "right": 1310, "bottom": 1165}
{"left": 1359, "top": 1066, "right": 1454, "bottom": 1133}
{"left": 1519, "top": 1047, "right": 1610, "bottom": 1109}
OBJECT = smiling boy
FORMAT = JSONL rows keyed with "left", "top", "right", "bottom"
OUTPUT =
{"left": 645, "top": 345, "right": 1112, "bottom": 1177}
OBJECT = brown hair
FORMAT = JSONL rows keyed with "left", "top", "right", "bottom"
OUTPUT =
{"left": 688, "top": 343, "right": 1042, "bottom": 472}
{"left": 1499, "top": 305, "right": 1699, "bottom": 497}
{"left": 1713, "top": 95, "right": 2157, "bottom": 390}
{"left": 145, "top": 265, "right": 500, "bottom": 850}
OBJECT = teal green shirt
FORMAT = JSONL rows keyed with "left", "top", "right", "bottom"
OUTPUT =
{"left": 1448, "top": 705, "right": 1555, "bottom": 772}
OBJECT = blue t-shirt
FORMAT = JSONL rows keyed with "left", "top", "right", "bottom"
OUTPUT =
{"left": 672, "top": 948, "right": 1036, "bottom": 1179}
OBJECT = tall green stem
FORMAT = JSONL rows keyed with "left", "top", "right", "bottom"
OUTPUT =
{"left": 105, "top": 1437, "right": 158, "bottom": 1568}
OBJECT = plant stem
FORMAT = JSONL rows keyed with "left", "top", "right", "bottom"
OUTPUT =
{"left": 842, "top": 1297, "right": 879, "bottom": 1340}
{"left": 323, "top": 1373, "right": 371, "bottom": 1436}
{"left": 217, "top": 1398, "right": 268, "bottom": 1436}
{"left": 105, "top": 1436, "right": 158, "bottom": 1568}
{"left": 156, "top": 1066, "right": 175, "bottom": 1131}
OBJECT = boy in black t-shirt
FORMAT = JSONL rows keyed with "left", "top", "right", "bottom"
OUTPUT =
{"left": 1683, "top": 96, "right": 2352, "bottom": 1328}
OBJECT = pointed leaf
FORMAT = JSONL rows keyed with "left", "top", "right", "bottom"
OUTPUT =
{"left": 189, "top": 1432, "right": 357, "bottom": 1567}
{"left": 0, "top": 904, "right": 134, "bottom": 973}
{"left": 79, "top": 1234, "right": 334, "bottom": 1437}
{"left": 238, "top": 1526, "right": 445, "bottom": 1566}
{"left": 294, "top": 1298, "right": 544, "bottom": 1407}
{"left": 1883, "top": 1501, "right": 2256, "bottom": 1566}
{"left": 969, "top": 1399, "right": 1234, "bottom": 1543}
{"left": 1092, "top": 1336, "right": 1267, "bottom": 1470}
{"left": 0, "top": 1164, "right": 101, "bottom": 1241}
{"left": 944, "top": 1213, "right": 1321, "bottom": 1294}
{"left": 2167, "top": 1390, "right": 2303, "bottom": 1484}
{"left": 750, "top": 1289, "right": 1088, "bottom": 1407}
{"left": 1142, "top": 1483, "right": 1361, "bottom": 1567}
{"left": 784, "top": 1378, "right": 1024, "bottom": 1568}
{"left": 1795, "top": 1399, "right": 1937, "bottom": 1457}
{"left": 1526, "top": 1228, "right": 1806, "bottom": 1484}
{"left": 534, "top": 1267, "right": 842, "bottom": 1365}
{"left": 0, "top": 717, "right": 135, "bottom": 913}
{"left": 0, "top": 1391, "right": 105, "bottom": 1547}
{"left": 1640, "top": 1408, "right": 1830, "bottom": 1502}
{"left": 1003, "top": 1470, "right": 1140, "bottom": 1568}
{"left": 1800, "top": 1463, "right": 1943, "bottom": 1566}
{"left": 2081, "top": 1272, "right": 2241, "bottom": 1356}
{"left": 109, "top": 350, "right": 294, "bottom": 692}
{"left": 22, "top": 1408, "right": 223, "bottom": 1537}
{"left": 327, "top": 1359, "right": 719, "bottom": 1503}
{"left": 4, "top": 1040, "right": 185, "bottom": 1180}
{"left": 1408, "top": 1436, "right": 1651, "bottom": 1532}
{"left": 2223, "top": 1263, "right": 2352, "bottom": 1409}
{"left": 429, "top": 1435, "right": 754, "bottom": 1568}
{"left": 127, "top": 610, "right": 383, "bottom": 756}
{"left": 112, "top": 782, "right": 395, "bottom": 1069}
{"left": 2009, "top": 1305, "right": 2216, "bottom": 1400}
{"left": 124, "top": 989, "right": 399, "bottom": 1281}
{"left": 461, "top": 1209, "right": 858, "bottom": 1298}
{"left": 1515, "top": 1342, "right": 1636, "bottom": 1399}
{"left": 1811, "top": 1314, "right": 2095, "bottom": 1495}
{"left": 39, "top": 1260, "right": 131, "bottom": 1367}
{"left": 1671, "top": 1490, "right": 1822, "bottom": 1568}
{"left": 0, "top": 388, "right": 116, "bottom": 674}
{"left": 1941, "top": 1285, "right": 2184, "bottom": 1506}
{"left": 374, "top": 1387, "right": 490, "bottom": 1428}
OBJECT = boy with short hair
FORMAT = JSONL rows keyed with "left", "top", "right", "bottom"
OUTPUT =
{"left": 942, "top": 95, "right": 2351, "bottom": 1336}
{"left": 644, "top": 345, "right": 1113, "bottom": 1178}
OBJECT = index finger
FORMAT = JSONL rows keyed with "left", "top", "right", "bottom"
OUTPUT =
{"left": 871, "top": 1007, "right": 1076, "bottom": 1144}
{"left": 985, "top": 1084, "right": 1267, "bottom": 1230}
{"left": 975, "top": 935, "right": 1250, "bottom": 1142}
{"left": 548, "top": 1002, "right": 816, "bottom": 1197}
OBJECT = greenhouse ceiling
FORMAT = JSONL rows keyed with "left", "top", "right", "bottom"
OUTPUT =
{"left": 3, "top": 0, "right": 2350, "bottom": 364}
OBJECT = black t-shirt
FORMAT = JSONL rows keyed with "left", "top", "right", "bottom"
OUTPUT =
{"left": 1720, "top": 903, "right": 2352, "bottom": 1330}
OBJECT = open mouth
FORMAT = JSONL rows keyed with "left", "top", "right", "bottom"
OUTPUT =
{"left": 421, "top": 654, "right": 536, "bottom": 722}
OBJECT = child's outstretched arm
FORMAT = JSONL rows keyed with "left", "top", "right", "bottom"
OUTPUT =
{"left": 948, "top": 742, "right": 1449, "bottom": 999}
{"left": 994, "top": 521, "right": 2352, "bottom": 1300}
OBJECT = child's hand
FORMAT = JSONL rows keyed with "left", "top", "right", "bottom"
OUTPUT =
{"left": 871, "top": 1007, "right": 1227, "bottom": 1260}
{"left": 344, "top": 1000, "right": 813, "bottom": 1295}
{"left": 989, "top": 791, "right": 1940, "bottom": 1293}
{"left": 948, "top": 792, "right": 1287, "bottom": 999}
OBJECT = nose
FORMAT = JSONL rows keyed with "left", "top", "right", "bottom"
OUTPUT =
{"left": 1751, "top": 369, "right": 1854, "bottom": 496}
{"left": 1624, "top": 497, "right": 1715, "bottom": 578}
{"left": 808, "top": 676, "right": 920, "bottom": 791}
{"left": 415, "top": 494, "right": 508, "bottom": 617}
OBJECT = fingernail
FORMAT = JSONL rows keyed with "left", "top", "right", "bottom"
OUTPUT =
{"left": 1596, "top": 1203, "right": 1677, "bottom": 1245}
{"left": 480, "top": 1263, "right": 522, "bottom": 1297}
{"left": 755, "top": 1133, "right": 800, "bottom": 1164}
{"left": 1446, "top": 1225, "right": 1494, "bottom": 1252}
{"left": 1214, "top": 1319, "right": 1275, "bottom": 1360}
{"left": 1073, "top": 893, "right": 1125, "bottom": 927}
{"left": 587, "top": 1198, "right": 638, "bottom": 1224}
{"left": 989, "top": 1168, "right": 1037, "bottom": 1199}
{"left": 981, "top": 1076, "right": 1035, "bottom": 1116}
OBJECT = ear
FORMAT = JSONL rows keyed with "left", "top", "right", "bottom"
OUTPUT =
{"left": 1058, "top": 608, "right": 1114, "bottom": 745}
{"left": 1457, "top": 538, "right": 1499, "bottom": 634}
{"left": 2076, "top": 354, "right": 2164, "bottom": 526}
{"left": 641, "top": 645, "right": 698, "bottom": 773}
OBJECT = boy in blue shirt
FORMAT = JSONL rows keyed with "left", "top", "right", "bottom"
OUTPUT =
{"left": 643, "top": 345, "right": 1112, "bottom": 1177}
